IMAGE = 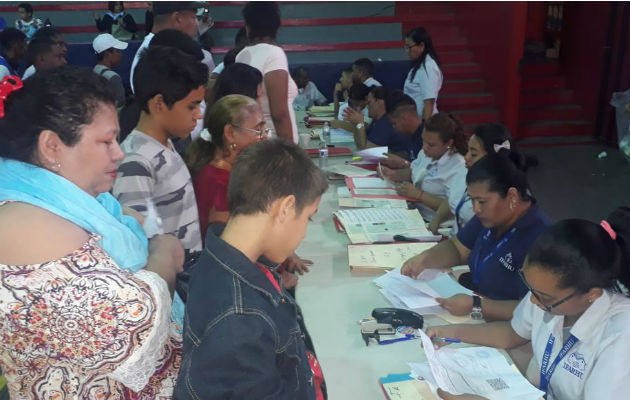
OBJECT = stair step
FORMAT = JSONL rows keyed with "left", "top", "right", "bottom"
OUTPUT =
{"left": 452, "top": 108, "right": 500, "bottom": 125}
{"left": 519, "top": 105, "right": 583, "bottom": 122}
{"left": 440, "top": 51, "right": 474, "bottom": 64}
{"left": 441, "top": 63, "right": 482, "bottom": 80}
{"left": 521, "top": 62, "right": 561, "bottom": 75}
{"left": 439, "top": 93, "right": 495, "bottom": 108}
{"left": 520, "top": 90, "right": 575, "bottom": 107}
{"left": 518, "top": 120, "right": 593, "bottom": 137}
{"left": 442, "top": 79, "right": 485, "bottom": 94}
{"left": 522, "top": 75, "right": 567, "bottom": 91}
{"left": 516, "top": 135, "right": 599, "bottom": 147}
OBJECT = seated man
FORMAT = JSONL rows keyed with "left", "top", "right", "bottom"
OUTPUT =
{"left": 332, "top": 83, "right": 371, "bottom": 134}
{"left": 292, "top": 66, "right": 327, "bottom": 110}
{"left": 343, "top": 86, "right": 414, "bottom": 158}
{"left": 352, "top": 57, "right": 381, "bottom": 87}
{"left": 0, "top": 28, "right": 26, "bottom": 78}
{"left": 92, "top": 33, "right": 128, "bottom": 108}
{"left": 22, "top": 33, "right": 66, "bottom": 79}
{"left": 174, "top": 139, "right": 328, "bottom": 399}
{"left": 332, "top": 66, "right": 353, "bottom": 117}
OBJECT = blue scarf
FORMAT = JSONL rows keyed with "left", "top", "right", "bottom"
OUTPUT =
{"left": 0, "top": 158, "right": 185, "bottom": 329}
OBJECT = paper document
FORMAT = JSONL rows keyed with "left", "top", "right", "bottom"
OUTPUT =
{"left": 351, "top": 177, "right": 394, "bottom": 189}
{"left": 339, "top": 197, "right": 408, "bottom": 208}
{"left": 356, "top": 146, "right": 388, "bottom": 162}
{"left": 417, "top": 330, "right": 545, "bottom": 399}
{"left": 384, "top": 268, "right": 474, "bottom": 298}
{"left": 327, "top": 164, "right": 375, "bottom": 177}
{"left": 349, "top": 242, "right": 438, "bottom": 271}
{"left": 353, "top": 188, "right": 400, "bottom": 196}
{"left": 337, "top": 187, "right": 352, "bottom": 198}
{"left": 333, "top": 208, "right": 438, "bottom": 244}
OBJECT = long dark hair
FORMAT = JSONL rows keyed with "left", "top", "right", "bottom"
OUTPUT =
{"left": 406, "top": 27, "right": 440, "bottom": 81}
{"left": 424, "top": 113, "right": 467, "bottom": 155}
{"left": 466, "top": 150, "right": 533, "bottom": 200}
{"left": 473, "top": 123, "right": 538, "bottom": 172}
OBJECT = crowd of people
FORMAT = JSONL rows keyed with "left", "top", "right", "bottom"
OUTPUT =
{"left": 0, "top": 1, "right": 626, "bottom": 399}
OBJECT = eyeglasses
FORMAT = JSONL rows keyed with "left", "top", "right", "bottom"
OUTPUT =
{"left": 233, "top": 125, "right": 272, "bottom": 139}
{"left": 518, "top": 269, "right": 581, "bottom": 312}
{"left": 403, "top": 43, "right": 420, "bottom": 51}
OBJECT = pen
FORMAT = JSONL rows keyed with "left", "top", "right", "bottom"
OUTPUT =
{"left": 431, "top": 337, "right": 462, "bottom": 344}
{"left": 378, "top": 334, "right": 417, "bottom": 345}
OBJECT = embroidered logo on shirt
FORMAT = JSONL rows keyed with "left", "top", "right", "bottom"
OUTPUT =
{"left": 499, "top": 252, "right": 514, "bottom": 271}
{"left": 562, "top": 352, "right": 586, "bottom": 379}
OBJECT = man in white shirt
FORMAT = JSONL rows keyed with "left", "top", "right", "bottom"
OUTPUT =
{"left": 352, "top": 58, "right": 381, "bottom": 87}
{"left": 292, "top": 66, "right": 327, "bottom": 110}
{"left": 129, "top": 1, "right": 203, "bottom": 93}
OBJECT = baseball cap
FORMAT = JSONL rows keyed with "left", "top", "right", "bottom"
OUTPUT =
{"left": 92, "top": 33, "right": 128, "bottom": 54}
{"left": 153, "top": 1, "right": 206, "bottom": 16}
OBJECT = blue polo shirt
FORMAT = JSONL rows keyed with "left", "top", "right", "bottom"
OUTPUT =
{"left": 367, "top": 116, "right": 422, "bottom": 160}
{"left": 456, "top": 204, "right": 551, "bottom": 300}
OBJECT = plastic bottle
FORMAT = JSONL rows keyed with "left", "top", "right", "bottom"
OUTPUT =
{"left": 322, "top": 121, "right": 331, "bottom": 145}
{"left": 318, "top": 140, "right": 328, "bottom": 169}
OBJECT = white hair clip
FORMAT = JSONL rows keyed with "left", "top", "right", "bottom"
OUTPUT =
{"left": 200, "top": 128, "right": 212, "bottom": 142}
{"left": 493, "top": 140, "right": 511, "bottom": 153}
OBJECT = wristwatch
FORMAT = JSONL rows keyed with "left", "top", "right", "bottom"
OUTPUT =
{"left": 471, "top": 295, "right": 483, "bottom": 320}
{"left": 356, "top": 122, "right": 365, "bottom": 130}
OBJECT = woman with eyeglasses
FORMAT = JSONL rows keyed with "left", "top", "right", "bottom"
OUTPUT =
{"left": 403, "top": 27, "right": 443, "bottom": 122}
{"left": 427, "top": 213, "right": 630, "bottom": 400}
{"left": 401, "top": 150, "right": 551, "bottom": 321}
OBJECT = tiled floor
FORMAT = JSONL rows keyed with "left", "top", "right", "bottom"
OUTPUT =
{"left": 523, "top": 143, "right": 629, "bottom": 222}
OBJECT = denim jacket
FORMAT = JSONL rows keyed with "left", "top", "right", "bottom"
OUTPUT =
{"left": 174, "top": 228, "right": 316, "bottom": 400}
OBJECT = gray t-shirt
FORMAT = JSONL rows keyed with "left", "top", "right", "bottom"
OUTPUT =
{"left": 93, "top": 64, "right": 125, "bottom": 107}
{"left": 113, "top": 130, "right": 202, "bottom": 255}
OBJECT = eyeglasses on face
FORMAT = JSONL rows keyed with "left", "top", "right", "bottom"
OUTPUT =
{"left": 233, "top": 125, "right": 272, "bottom": 139}
{"left": 518, "top": 269, "right": 581, "bottom": 312}
{"left": 403, "top": 43, "right": 420, "bottom": 51}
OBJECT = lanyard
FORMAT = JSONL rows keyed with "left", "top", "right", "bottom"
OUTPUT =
{"left": 539, "top": 333, "right": 579, "bottom": 394}
{"left": 454, "top": 194, "right": 470, "bottom": 231}
{"left": 472, "top": 227, "right": 517, "bottom": 284}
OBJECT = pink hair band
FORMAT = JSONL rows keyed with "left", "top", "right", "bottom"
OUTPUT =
{"left": 600, "top": 220, "right": 617, "bottom": 240}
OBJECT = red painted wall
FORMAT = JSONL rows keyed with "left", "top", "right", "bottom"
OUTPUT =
{"left": 560, "top": 2, "right": 611, "bottom": 123}
{"left": 450, "top": 2, "right": 528, "bottom": 137}
{"left": 525, "top": 2, "right": 547, "bottom": 42}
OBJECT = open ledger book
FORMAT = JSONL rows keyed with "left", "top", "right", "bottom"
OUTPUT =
{"left": 348, "top": 242, "right": 438, "bottom": 274}
{"left": 333, "top": 208, "right": 441, "bottom": 244}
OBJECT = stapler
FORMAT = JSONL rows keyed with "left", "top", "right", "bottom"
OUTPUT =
{"left": 372, "top": 308, "right": 424, "bottom": 329}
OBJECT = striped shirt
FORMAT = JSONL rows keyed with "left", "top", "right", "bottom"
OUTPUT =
{"left": 113, "top": 130, "right": 202, "bottom": 255}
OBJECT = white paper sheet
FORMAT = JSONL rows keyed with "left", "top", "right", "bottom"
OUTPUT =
{"left": 355, "top": 146, "right": 388, "bottom": 162}
{"left": 337, "top": 187, "right": 352, "bottom": 198}
{"left": 416, "top": 330, "right": 545, "bottom": 399}
{"left": 351, "top": 177, "right": 394, "bottom": 189}
{"left": 339, "top": 197, "right": 409, "bottom": 208}
{"left": 327, "top": 164, "right": 375, "bottom": 177}
{"left": 350, "top": 242, "right": 438, "bottom": 270}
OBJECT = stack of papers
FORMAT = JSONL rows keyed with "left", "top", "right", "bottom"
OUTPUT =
{"left": 348, "top": 242, "right": 438, "bottom": 274}
{"left": 355, "top": 146, "right": 388, "bottom": 162}
{"left": 337, "top": 186, "right": 408, "bottom": 208}
{"left": 333, "top": 208, "right": 440, "bottom": 244}
{"left": 373, "top": 267, "right": 473, "bottom": 315}
{"left": 410, "top": 330, "right": 545, "bottom": 400}
{"left": 345, "top": 177, "right": 416, "bottom": 201}
{"left": 327, "top": 164, "right": 375, "bottom": 178}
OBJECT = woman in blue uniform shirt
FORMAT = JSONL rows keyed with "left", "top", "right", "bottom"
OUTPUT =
{"left": 401, "top": 149, "right": 551, "bottom": 321}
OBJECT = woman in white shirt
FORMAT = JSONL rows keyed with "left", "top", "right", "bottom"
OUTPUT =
{"left": 403, "top": 27, "right": 443, "bottom": 121}
{"left": 381, "top": 112, "right": 466, "bottom": 221}
{"left": 428, "top": 214, "right": 630, "bottom": 400}
{"left": 235, "top": 2, "right": 298, "bottom": 143}
{"left": 429, "top": 123, "right": 515, "bottom": 235}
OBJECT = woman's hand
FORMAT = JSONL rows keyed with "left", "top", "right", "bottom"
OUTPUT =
{"left": 401, "top": 252, "right": 430, "bottom": 278}
{"left": 343, "top": 107, "right": 364, "bottom": 125}
{"left": 436, "top": 294, "right": 473, "bottom": 316}
{"left": 437, "top": 389, "right": 488, "bottom": 400}
{"left": 424, "top": 325, "right": 459, "bottom": 349}
{"left": 395, "top": 182, "right": 422, "bottom": 200}
{"left": 284, "top": 252, "right": 313, "bottom": 275}
{"left": 379, "top": 152, "right": 410, "bottom": 169}
{"left": 428, "top": 218, "right": 440, "bottom": 235}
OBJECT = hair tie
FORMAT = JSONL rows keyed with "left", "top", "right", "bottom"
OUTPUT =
{"left": 0, "top": 75, "right": 23, "bottom": 118}
{"left": 600, "top": 220, "right": 617, "bottom": 240}
{"left": 493, "top": 140, "right": 511, "bottom": 153}
{"left": 200, "top": 128, "right": 212, "bottom": 142}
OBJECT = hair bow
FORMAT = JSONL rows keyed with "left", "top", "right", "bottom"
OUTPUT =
{"left": 600, "top": 220, "right": 617, "bottom": 240}
{"left": 0, "top": 75, "right": 23, "bottom": 118}
{"left": 200, "top": 128, "right": 212, "bottom": 142}
{"left": 493, "top": 140, "right": 511, "bottom": 153}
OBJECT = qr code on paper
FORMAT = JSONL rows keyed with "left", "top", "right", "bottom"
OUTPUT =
{"left": 486, "top": 378, "right": 509, "bottom": 391}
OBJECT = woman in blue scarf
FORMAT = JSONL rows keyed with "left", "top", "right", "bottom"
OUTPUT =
{"left": 0, "top": 67, "right": 181, "bottom": 398}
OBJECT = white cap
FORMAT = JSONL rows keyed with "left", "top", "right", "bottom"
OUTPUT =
{"left": 92, "top": 33, "right": 128, "bottom": 54}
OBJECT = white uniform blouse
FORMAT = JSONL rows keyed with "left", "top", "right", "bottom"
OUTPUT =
{"left": 446, "top": 168, "right": 475, "bottom": 236}
{"left": 511, "top": 291, "right": 630, "bottom": 400}
{"left": 410, "top": 149, "right": 465, "bottom": 221}
{"left": 403, "top": 54, "right": 443, "bottom": 117}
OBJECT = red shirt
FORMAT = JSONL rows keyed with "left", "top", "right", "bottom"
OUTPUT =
{"left": 193, "top": 164, "right": 230, "bottom": 243}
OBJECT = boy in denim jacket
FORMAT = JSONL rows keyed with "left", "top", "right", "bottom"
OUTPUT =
{"left": 175, "top": 139, "right": 328, "bottom": 399}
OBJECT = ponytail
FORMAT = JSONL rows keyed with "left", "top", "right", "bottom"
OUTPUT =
{"left": 473, "top": 122, "right": 538, "bottom": 172}
{"left": 466, "top": 150, "right": 532, "bottom": 201}
{"left": 424, "top": 112, "right": 467, "bottom": 155}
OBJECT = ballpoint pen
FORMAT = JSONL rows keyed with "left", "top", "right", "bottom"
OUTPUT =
{"left": 431, "top": 337, "right": 462, "bottom": 344}
{"left": 378, "top": 334, "right": 417, "bottom": 345}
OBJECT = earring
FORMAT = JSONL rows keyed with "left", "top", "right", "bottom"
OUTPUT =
{"left": 509, "top": 201, "right": 515, "bottom": 211}
{"left": 230, "top": 143, "right": 237, "bottom": 151}
{"left": 51, "top": 161, "right": 61, "bottom": 172}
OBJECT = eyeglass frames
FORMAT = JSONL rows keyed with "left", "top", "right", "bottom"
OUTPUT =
{"left": 233, "top": 125, "right": 272, "bottom": 139}
{"left": 518, "top": 269, "right": 581, "bottom": 312}
{"left": 403, "top": 43, "right": 420, "bottom": 51}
